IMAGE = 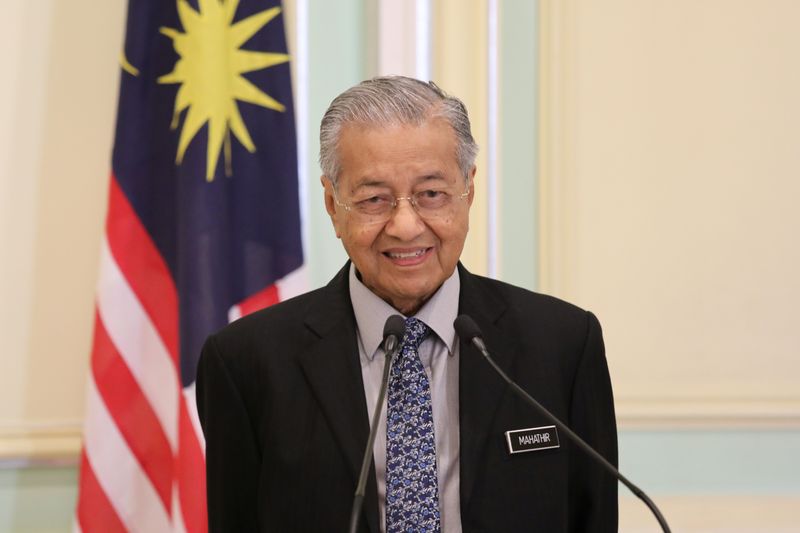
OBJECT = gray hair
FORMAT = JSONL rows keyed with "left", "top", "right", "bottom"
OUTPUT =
{"left": 319, "top": 76, "right": 478, "bottom": 185}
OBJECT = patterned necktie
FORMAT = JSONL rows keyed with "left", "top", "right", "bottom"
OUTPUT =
{"left": 385, "top": 317, "right": 441, "bottom": 533}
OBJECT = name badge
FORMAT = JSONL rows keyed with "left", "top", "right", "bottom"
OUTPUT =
{"left": 505, "top": 425, "right": 560, "bottom": 454}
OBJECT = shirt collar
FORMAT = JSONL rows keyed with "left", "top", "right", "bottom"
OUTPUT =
{"left": 349, "top": 263, "right": 460, "bottom": 360}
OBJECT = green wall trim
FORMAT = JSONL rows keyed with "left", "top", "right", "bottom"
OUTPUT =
{"left": 1, "top": 430, "right": 798, "bottom": 530}
{"left": 619, "top": 429, "right": 800, "bottom": 495}
{"left": 499, "top": 0, "right": 539, "bottom": 291}
{"left": 306, "top": 0, "right": 367, "bottom": 288}
{"left": 0, "top": 466, "right": 77, "bottom": 533}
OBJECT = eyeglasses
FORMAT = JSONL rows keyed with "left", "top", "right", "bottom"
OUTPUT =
{"left": 333, "top": 181, "right": 471, "bottom": 225}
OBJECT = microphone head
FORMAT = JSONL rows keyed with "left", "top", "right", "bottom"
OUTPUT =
{"left": 454, "top": 314, "right": 482, "bottom": 343}
{"left": 382, "top": 314, "right": 406, "bottom": 355}
{"left": 383, "top": 314, "right": 406, "bottom": 341}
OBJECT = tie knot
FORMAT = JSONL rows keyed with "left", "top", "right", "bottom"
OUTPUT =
{"left": 403, "top": 317, "right": 430, "bottom": 350}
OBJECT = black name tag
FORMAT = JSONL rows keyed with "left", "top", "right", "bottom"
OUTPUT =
{"left": 505, "top": 425, "right": 560, "bottom": 454}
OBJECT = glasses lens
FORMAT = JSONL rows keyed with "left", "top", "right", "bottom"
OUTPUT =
{"left": 353, "top": 194, "right": 394, "bottom": 216}
{"left": 414, "top": 190, "right": 452, "bottom": 212}
{"left": 342, "top": 184, "right": 468, "bottom": 224}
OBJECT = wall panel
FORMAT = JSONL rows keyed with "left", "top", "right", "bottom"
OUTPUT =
{"left": 432, "top": 0, "right": 490, "bottom": 276}
{"left": 539, "top": 0, "right": 800, "bottom": 426}
{"left": 0, "top": 0, "right": 125, "bottom": 461}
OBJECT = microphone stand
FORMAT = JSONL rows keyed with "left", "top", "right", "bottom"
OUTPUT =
{"left": 347, "top": 332, "right": 402, "bottom": 533}
{"left": 458, "top": 319, "right": 671, "bottom": 533}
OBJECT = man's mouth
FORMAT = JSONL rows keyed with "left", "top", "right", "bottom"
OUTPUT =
{"left": 382, "top": 247, "right": 432, "bottom": 265}
{"left": 385, "top": 248, "right": 429, "bottom": 259}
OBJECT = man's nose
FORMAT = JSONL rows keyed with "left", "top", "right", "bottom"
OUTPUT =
{"left": 384, "top": 198, "right": 426, "bottom": 239}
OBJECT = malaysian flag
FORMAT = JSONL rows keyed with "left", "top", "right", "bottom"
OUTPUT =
{"left": 75, "top": 0, "right": 304, "bottom": 531}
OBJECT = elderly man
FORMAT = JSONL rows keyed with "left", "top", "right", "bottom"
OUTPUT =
{"left": 197, "top": 76, "right": 617, "bottom": 532}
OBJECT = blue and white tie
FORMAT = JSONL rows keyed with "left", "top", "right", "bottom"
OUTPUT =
{"left": 385, "top": 317, "right": 441, "bottom": 533}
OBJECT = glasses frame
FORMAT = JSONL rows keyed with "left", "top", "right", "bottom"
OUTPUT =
{"left": 332, "top": 179, "right": 472, "bottom": 223}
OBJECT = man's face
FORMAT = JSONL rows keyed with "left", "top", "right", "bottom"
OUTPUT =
{"left": 323, "top": 117, "right": 475, "bottom": 315}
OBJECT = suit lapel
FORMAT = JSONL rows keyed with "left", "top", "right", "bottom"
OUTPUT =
{"left": 457, "top": 264, "right": 518, "bottom": 512}
{"left": 297, "top": 264, "right": 380, "bottom": 533}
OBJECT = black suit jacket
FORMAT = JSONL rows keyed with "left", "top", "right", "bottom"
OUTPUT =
{"left": 197, "top": 263, "right": 618, "bottom": 532}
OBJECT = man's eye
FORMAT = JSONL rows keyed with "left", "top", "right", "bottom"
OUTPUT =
{"left": 355, "top": 195, "right": 392, "bottom": 212}
{"left": 416, "top": 190, "right": 450, "bottom": 208}
{"left": 357, "top": 195, "right": 390, "bottom": 205}
{"left": 419, "top": 190, "right": 444, "bottom": 199}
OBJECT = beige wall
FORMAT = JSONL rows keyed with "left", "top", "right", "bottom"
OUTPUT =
{"left": 433, "top": 0, "right": 490, "bottom": 275}
{"left": 0, "top": 0, "right": 126, "bottom": 458}
{"left": 540, "top": 2, "right": 800, "bottom": 526}
{"left": 540, "top": 0, "right": 800, "bottom": 427}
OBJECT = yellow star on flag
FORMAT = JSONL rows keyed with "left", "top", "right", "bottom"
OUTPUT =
{"left": 158, "top": 0, "right": 289, "bottom": 181}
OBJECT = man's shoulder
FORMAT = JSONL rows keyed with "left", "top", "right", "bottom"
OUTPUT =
{"left": 463, "top": 269, "right": 590, "bottom": 320}
{"left": 460, "top": 268, "right": 598, "bottom": 347}
{"left": 210, "top": 263, "right": 351, "bottom": 344}
{"left": 212, "top": 284, "right": 330, "bottom": 344}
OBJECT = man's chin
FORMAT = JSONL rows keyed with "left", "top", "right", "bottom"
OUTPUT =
{"left": 382, "top": 285, "right": 438, "bottom": 315}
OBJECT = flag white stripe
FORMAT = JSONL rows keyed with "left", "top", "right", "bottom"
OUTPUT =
{"left": 227, "top": 305, "right": 242, "bottom": 323}
{"left": 226, "top": 265, "right": 307, "bottom": 323}
{"left": 84, "top": 375, "right": 173, "bottom": 533}
{"left": 172, "top": 482, "right": 188, "bottom": 533}
{"left": 276, "top": 264, "right": 308, "bottom": 301}
{"left": 97, "top": 237, "right": 179, "bottom": 452}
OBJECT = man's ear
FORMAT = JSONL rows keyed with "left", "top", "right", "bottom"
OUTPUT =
{"left": 321, "top": 176, "right": 337, "bottom": 217}
{"left": 321, "top": 176, "right": 342, "bottom": 238}
{"left": 467, "top": 166, "right": 477, "bottom": 206}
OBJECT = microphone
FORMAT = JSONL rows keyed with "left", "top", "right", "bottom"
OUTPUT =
{"left": 453, "top": 314, "right": 672, "bottom": 533}
{"left": 348, "top": 314, "right": 406, "bottom": 533}
{"left": 381, "top": 315, "right": 404, "bottom": 356}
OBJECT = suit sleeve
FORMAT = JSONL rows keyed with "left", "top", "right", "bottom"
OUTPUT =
{"left": 568, "top": 311, "right": 618, "bottom": 532}
{"left": 196, "top": 334, "right": 261, "bottom": 532}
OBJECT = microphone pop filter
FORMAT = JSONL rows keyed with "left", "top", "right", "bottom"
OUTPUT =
{"left": 383, "top": 314, "right": 406, "bottom": 341}
{"left": 454, "top": 314, "right": 482, "bottom": 343}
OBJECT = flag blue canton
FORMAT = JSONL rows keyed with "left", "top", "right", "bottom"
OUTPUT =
{"left": 111, "top": 0, "right": 302, "bottom": 386}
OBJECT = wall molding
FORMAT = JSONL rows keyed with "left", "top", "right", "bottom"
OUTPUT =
{"left": 0, "top": 424, "right": 82, "bottom": 463}
{"left": 617, "top": 397, "right": 800, "bottom": 429}
{"left": 537, "top": 0, "right": 800, "bottom": 433}
{"left": 2, "top": 396, "right": 798, "bottom": 464}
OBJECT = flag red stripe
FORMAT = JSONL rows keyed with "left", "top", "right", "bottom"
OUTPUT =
{"left": 106, "top": 174, "right": 179, "bottom": 361}
{"left": 178, "top": 397, "right": 208, "bottom": 533}
{"left": 76, "top": 450, "right": 128, "bottom": 533}
{"left": 91, "top": 311, "right": 174, "bottom": 511}
{"left": 238, "top": 283, "right": 279, "bottom": 317}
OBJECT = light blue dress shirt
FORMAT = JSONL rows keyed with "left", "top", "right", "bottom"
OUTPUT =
{"left": 349, "top": 264, "right": 462, "bottom": 533}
